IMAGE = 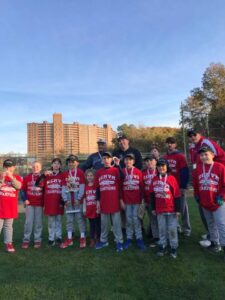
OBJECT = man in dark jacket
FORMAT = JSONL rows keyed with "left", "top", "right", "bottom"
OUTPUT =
{"left": 81, "top": 139, "right": 107, "bottom": 171}
{"left": 112, "top": 134, "right": 142, "bottom": 170}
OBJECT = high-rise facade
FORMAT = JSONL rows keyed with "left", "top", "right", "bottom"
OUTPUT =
{"left": 27, "top": 113, "right": 116, "bottom": 157}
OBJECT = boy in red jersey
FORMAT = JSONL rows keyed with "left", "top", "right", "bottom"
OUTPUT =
{"left": 164, "top": 137, "right": 191, "bottom": 237}
{"left": 142, "top": 155, "right": 159, "bottom": 247}
{"left": 60, "top": 155, "right": 86, "bottom": 249}
{"left": 36, "top": 158, "right": 64, "bottom": 247}
{"left": 121, "top": 154, "right": 145, "bottom": 250}
{"left": 83, "top": 169, "right": 100, "bottom": 247}
{"left": 151, "top": 158, "right": 181, "bottom": 258}
{"left": 95, "top": 152, "right": 123, "bottom": 252}
{"left": 193, "top": 146, "right": 225, "bottom": 257}
{"left": 21, "top": 161, "right": 44, "bottom": 249}
{"left": 0, "top": 159, "right": 22, "bottom": 253}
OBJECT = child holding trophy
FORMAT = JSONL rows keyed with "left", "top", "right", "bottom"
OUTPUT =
{"left": 60, "top": 155, "right": 86, "bottom": 249}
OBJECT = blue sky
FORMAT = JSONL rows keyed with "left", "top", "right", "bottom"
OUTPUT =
{"left": 0, "top": 0, "right": 225, "bottom": 153}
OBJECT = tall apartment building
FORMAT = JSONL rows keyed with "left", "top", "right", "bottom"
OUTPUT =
{"left": 27, "top": 113, "right": 116, "bottom": 158}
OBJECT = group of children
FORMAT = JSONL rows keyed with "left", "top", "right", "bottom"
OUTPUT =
{"left": 0, "top": 142, "right": 225, "bottom": 261}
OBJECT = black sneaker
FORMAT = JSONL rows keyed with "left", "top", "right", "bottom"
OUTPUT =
{"left": 56, "top": 238, "right": 62, "bottom": 245}
{"left": 48, "top": 240, "right": 55, "bottom": 247}
{"left": 206, "top": 243, "right": 221, "bottom": 253}
{"left": 156, "top": 246, "right": 167, "bottom": 257}
{"left": 149, "top": 238, "right": 159, "bottom": 248}
{"left": 170, "top": 248, "right": 177, "bottom": 259}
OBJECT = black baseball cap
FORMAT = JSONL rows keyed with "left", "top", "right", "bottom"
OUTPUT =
{"left": 117, "top": 134, "right": 128, "bottom": 141}
{"left": 187, "top": 128, "right": 198, "bottom": 137}
{"left": 124, "top": 153, "right": 135, "bottom": 160}
{"left": 166, "top": 137, "right": 176, "bottom": 144}
{"left": 52, "top": 158, "right": 62, "bottom": 165}
{"left": 66, "top": 154, "right": 79, "bottom": 164}
{"left": 156, "top": 158, "right": 169, "bottom": 167}
{"left": 144, "top": 155, "right": 157, "bottom": 161}
{"left": 198, "top": 146, "right": 214, "bottom": 154}
{"left": 3, "top": 159, "right": 16, "bottom": 168}
{"left": 102, "top": 151, "right": 113, "bottom": 158}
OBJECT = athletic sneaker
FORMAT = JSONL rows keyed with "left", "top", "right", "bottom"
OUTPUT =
{"left": 183, "top": 231, "right": 191, "bottom": 237}
{"left": 55, "top": 238, "right": 62, "bottom": 246}
{"left": 170, "top": 248, "right": 177, "bottom": 259}
{"left": 149, "top": 238, "right": 159, "bottom": 248}
{"left": 48, "top": 240, "right": 55, "bottom": 247}
{"left": 199, "top": 239, "right": 211, "bottom": 247}
{"left": 79, "top": 237, "right": 86, "bottom": 249}
{"left": 156, "top": 246, "right": 167, "bottom": 257}
{"left": 21, "top": 241, "right": 29, "bottom": 249}
{"left": 116, "top": 242, "right": 123, "bottom": 252}
{"left": 136, "top": 239, "right": 145, "bottom": 251}
{"left": 95, "top": 241, "right": 109, "bottom": 250}
{"left": 5, "top": 243, "right": 15, "bottom": 253}
{"left": 60, "top": 238, "right": 73, "bottom": 249}
{"left": 206, "top": 243, "right": 221, "bottom": 253}
{"left": 34, "top": 241, "right": 41, "bottom": 249}
{"left": 124, "top": 239, "right": 132, "bottom": 250}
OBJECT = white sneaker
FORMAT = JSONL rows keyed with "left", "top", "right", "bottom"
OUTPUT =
{"left": 199, "top": 239, "right": 211, "bottom": 247}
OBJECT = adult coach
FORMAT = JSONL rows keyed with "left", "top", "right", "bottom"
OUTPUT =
{"left": 112, "top": 134, "right": 142, "bottom": 170}
{"left": 81, "top": 139, "right": 107, "bottom": 171}
{"left": 188, "top": 128, "right": 225, "bottom": 168}
{"left": 163, "top": 137, "right": 191, "bottom": 236}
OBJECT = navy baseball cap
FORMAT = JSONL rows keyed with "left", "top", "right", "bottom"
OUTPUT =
{"left": 144, "top": 155, "right": 157, "bottom": 161}
{"left": 102, "top": 151, "right": 113, "bottom": 158}
{"left": 66, "top": 155, "right": 79, "bottom": 164}
{"left": 124, "top": 153, "right": 135, "bottom": 160}
{"left": 198, "top": 146, "right": 214, "bottom": 154}
{"left": 117, "top": 133, "right": 128, "bottom": 141}
{"left": 156, "top": 158, "right": 169, "bottom": 167}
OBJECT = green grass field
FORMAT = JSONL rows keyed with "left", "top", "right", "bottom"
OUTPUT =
{"left": 0, "top": 197, "right": 225, "bottom": 300}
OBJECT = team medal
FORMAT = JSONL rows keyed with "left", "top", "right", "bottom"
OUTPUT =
{"left": 202, "top": 163, "right": 214, "bottom": 186}
{"left": 67, "top": 169, "right": 78, "bottom": 193}
{"left": 159, "top": 174, "right": 168, "bottom": 197}
{"left": 126, "top": 167, "right": 134, "bottom": 190}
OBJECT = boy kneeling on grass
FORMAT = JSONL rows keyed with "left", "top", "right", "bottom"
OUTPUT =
{"left": 95, "top": 152, "right": 124, "bottom": 252}
{"left": 120, "top": 153, "right": 145, "bottom": 251}
{"left": 193, "top": 146, "right": 225, "bottom": 259}
{"left": 150, "top": 158, "right": 181, "bottom": 259}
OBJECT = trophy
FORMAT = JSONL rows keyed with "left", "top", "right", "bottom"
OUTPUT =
{"left": 66, "top": 176, "right": 80, "bottom": 213}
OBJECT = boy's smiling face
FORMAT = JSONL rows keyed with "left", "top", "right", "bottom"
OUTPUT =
{"left": 200, "top": 151, "right": 214, "bottom": 164}
{"left": 124, "top": 157, "right": 134, "bottom": 168}
{"left": 102, "top": 156, "right": 112, "bottom": 167}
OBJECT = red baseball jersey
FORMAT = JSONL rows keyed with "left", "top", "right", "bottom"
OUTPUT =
{"left": 84, "top": 185, "right": 99, "bottom": 219}
{"left": 22, "top": 173, "right": 44, "bottom": 206}
{"left": 0, "top": 174, "right": 22, "bottom": 218}
{"left": 151, "top": 174, "right": 181, "bottom": 214}
{"left": 192, "top": 162, "right": 225, "bottom": 211}
{"left": 142, "top": 168, "right": 157, "bottom": 205}
{"left": 43, "top": 172, "right": 64, "bottom": 216}
{"left": 94, "top": 167, "right": 121, "bottom": 214}
{"left": 121, "top": 167, "right": 143, "bottom": 205}
{"left": 189, "top": 136, "right": 225, "bottom": 166}
{"left": 163, "top": 152, "right": 188, "bottom": 186}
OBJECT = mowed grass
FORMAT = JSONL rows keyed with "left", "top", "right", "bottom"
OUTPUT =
{"left": 1, "top": 197, "right": 225, "bottom": 300}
